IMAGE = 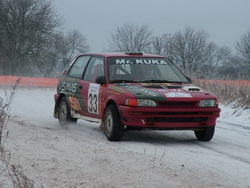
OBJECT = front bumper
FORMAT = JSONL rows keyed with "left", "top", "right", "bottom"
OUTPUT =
{"left": 118, "top": 106, "right": 220, "bottom": 129}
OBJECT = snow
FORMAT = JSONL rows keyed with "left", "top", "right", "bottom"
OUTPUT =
{"left": 1, "top": 87, "right": 250, "bottom": 188}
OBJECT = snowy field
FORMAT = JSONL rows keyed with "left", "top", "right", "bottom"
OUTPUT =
{"left": 0, "top": 87, "right": 250, "bottom": 188}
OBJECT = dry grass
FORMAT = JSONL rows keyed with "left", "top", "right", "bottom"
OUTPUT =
{"left": 0, "top": 78, "right": 36, "bottom": 188}
{"left": 193, "top": 79, "right": 250, "bottom": 109}
{"left": 0, "top": 79, "right": 20, "bottom": 146}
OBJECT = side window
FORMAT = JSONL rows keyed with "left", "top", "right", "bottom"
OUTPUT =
{"left": 84, "top": 57, "right": 104, "bottom": 82}
{"left": 68, "top": 56, "right": 90, "bottom": 78}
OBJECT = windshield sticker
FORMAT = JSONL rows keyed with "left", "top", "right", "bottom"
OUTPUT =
{"left": 165, "top": 92, "right": 192, "bottom": 98}
{"left": 115, "top": 59, "right": 168, "bottom": 65}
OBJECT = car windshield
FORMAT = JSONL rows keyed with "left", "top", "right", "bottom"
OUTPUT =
{"left": 107, "top": 57, "right": 189, "bottom": 83}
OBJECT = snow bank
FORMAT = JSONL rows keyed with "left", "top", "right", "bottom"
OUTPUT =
{"left": 1, "top": 87, "right": 250, "bottom": 188}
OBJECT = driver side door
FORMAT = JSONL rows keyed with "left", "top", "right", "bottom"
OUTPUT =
{"left": 78, "top": 56, "right": 104, "bottom": 118}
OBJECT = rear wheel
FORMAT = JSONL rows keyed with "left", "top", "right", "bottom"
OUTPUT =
{"left": 58, "top": 97, "right": 77, "bottom": 127}
{"left": 194, "top": 126, "right": 215, "bottom": 141}
{"left": 104, "top": 105, "right": 124, "bottom": 141}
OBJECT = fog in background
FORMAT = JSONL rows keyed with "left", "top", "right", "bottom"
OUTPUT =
{"left": 53, "top": 0, "right": 250, "bottom": 52}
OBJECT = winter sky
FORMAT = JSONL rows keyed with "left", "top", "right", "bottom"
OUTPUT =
{"left": 53, "top": 0, "right": 250, "bottom": 52}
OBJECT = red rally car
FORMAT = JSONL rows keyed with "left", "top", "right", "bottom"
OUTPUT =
{"left": 54, "top": 52, "right": 221, "bottom": 141}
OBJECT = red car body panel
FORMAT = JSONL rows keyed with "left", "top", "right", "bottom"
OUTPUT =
{"left": 54, "top": 52, "right": 221, "bottom": 140}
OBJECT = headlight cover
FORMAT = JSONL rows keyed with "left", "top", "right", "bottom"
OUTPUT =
{"left": 125, "top": 98, "right": 157, "bottom": 107}
{"left": 199, "top": 99, "right": 217, "bottom": 107}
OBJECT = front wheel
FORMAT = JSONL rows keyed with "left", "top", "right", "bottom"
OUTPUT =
{"left": 58, "top": 97, "right": 77, "bottom": 127}
{"left": 104, "top": 105, "right": 124, "bottom": 141}
{"left": 194, "top": 126, "right": 215, "bottom": 141}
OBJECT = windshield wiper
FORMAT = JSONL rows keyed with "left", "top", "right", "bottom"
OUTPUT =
{"left": 110, "top": 80, "right": 138, "bottom": 83}
{"left": 140, "top": 80, "right": 185, "bottom": 84}
{"left": 140, "top": 80, "right": 182, "bottom": 83}
{"left": 167, "top": 81, "right": 184, "bottom": 84}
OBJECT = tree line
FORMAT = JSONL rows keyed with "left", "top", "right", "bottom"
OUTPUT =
{"left": 0, "top": 0, "right": 89, "bottom": 77}
{"left": 107, "top": 24, "right": 250, "bottom": 80}
{"left": 0, "top": 0, "right": 249, "bottom": 79}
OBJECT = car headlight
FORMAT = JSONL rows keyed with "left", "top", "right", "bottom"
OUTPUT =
{"left": 199, "top": 99, "right": 217, "bottom": 107}
{"left": 125, "top": 98, "right": 157, "bottom": 107}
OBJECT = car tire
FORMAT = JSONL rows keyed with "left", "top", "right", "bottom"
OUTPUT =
{"left": 58, "top": 97, "right": 77, "bottom": 127}
{"left": 104, "top": 105, "right": 124, "bottom": 141}
{"left": 194, "top": 126, "right": 215, "bottom": 141}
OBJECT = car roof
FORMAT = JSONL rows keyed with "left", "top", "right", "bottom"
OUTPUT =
{"left": 76, "top": 52, "right": 165, "bottom": 58}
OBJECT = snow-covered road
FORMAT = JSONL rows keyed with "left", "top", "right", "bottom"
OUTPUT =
{"left": 1, "top": 87, "right": 250, "bottom": 188}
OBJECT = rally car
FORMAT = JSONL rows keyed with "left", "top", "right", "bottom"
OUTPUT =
{"left": 54, "top": 52, "right": 220, "bottom": 141}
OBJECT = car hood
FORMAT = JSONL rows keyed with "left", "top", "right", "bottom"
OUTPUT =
{"left": 111, "top": 83, "right": 215, "bottom": 101}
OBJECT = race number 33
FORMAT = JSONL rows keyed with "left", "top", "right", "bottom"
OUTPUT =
{"left": 88, "top": 83, "right": 101, "bottom": 114}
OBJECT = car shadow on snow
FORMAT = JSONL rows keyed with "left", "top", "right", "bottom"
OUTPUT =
{"left": 57, "top": 120, "right": 202, "bottom": 145}
{"left": 121, "top": 130, "right": 199, "bottom": 145}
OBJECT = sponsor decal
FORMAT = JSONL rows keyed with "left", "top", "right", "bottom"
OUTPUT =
{"left": 115, "top": 59, "right": 168, "bottom": 65}
{"left": 169, "top": 89, "right": 182, "bottom": 92}
{"left": 88, "top": 83, "right": 100, "bottom": 114}
{"left": 124, "top": 85, "right": 159, "bottom": 97}
{"left": 59, "top": 81, "right": 77, "bottom": 93}
{"left": 107, "top": 90, "right": 121, "bottom": 95}
{"left": 158, "top": 89, "right": 168, "bottom": 92}
{"left": 108, "top": 85, "right": 125, "bottom": 93}
{"left": 68, "top": 96, "right": 81, "bottom": 110}
{"left": 165, "top": 92, "right": 192, "bottom": 98}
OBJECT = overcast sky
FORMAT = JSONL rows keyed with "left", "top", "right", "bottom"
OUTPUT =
{"left": 53, "top": 0, "right": 250, "bottom": 52}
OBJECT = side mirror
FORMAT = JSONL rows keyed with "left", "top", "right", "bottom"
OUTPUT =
{"left": 95, "top": 76, "right": 106, "bottom": 85}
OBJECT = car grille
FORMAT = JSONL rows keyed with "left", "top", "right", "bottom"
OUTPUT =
{"left": 158, "top": 101, "right": 197, "bottom": 108}
{"left": 146, "top": 117, "right": 208, "bottom": 123}
{"left": 141, "top": 111, "right": 214, "bottom": 116}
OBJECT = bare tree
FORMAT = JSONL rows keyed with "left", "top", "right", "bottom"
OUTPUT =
{"left": 230, "top": 31, "right": 250, "bottom": 79}
{"left": 145, "top": 33, "right": 175, "bottom": 60}
{"left": 106, "top": 24, "right": 153, "bottom": 52}
{"left": 236, "top": 30, "right": 250, "bottom": 65}
{"left": 31, "top": 32, "right": 64, "bottom": 77}
{"left": 146, "top": 27, "right": 209, "bottom": 76}
{"left": 61, "top": 30, "right": 90, "bottom": 67}
{"left": 146, "top": 27, "right": 232, "bottom": 79}
{"left": 200, "top": 43, "right": 232, "bottom": 79}
{"left": 169, "top": 26, "right": 208, "bottom": 76}
{"left": 31, "top": 30, "right": 90, "bottom": 77}
{"left": 0, "top": 0, "right": 61, "bottom": 76}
